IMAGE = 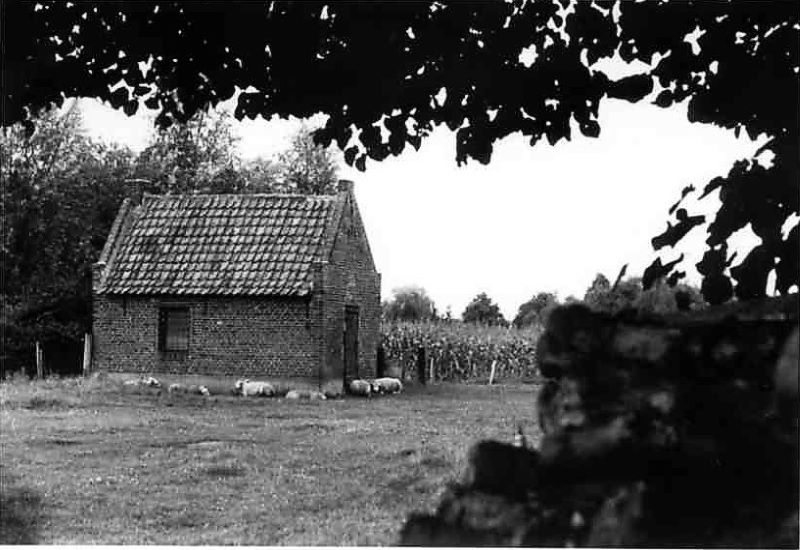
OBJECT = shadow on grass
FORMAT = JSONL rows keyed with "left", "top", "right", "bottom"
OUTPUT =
{"left": 0, "top": 472, "right": 44, "bottom": 544}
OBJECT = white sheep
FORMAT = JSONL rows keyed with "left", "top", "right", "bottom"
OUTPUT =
{"left": 235, "top": 379, "right": 275, "bottom": 397}
{"left": 285, "top": 389, "right": 327, "bottom": 400}
{"left": 348, "top": 379, "right": 372, "bottom": 397}
{"left": 372, "top": 377, "right": 403, "bottom": 395}
{"left": 168, "top": 383, "right": 186, "bottom": 394}
{"left": 143, "top": 376, "right": 161, "bottom": 387}
{"left": 123, "top": 376, "right": 161, "bottom": 388}
{"left": 309, "top": 390, "right": 327, "bottom": 401}
{"left": 166, "top": 383, "right": 209, "bottom": 396}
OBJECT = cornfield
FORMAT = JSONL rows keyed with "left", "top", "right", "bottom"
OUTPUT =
{"left": 380, "top": 321, "right": 542, "bottom": 382}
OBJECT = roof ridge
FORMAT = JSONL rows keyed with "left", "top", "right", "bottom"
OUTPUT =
{"left": 141, "top": 192, "right": 338, "bottom": 200}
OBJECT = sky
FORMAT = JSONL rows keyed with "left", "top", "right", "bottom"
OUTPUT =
{"left": 76, "top": 83, "right": 764, "bottom": 320}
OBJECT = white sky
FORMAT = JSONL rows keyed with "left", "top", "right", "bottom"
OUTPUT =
{"left": 77, "top": 87, "right": 763, "bottom": 320}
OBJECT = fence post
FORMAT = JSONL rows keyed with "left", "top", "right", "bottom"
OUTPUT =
{"left": 376, "top": 344, "right": 386, "bottom": 378}
{"left": 35, "top": 341, "right": 43, "bottom": 379}
{"left": 82, "top": 332, "right": 92, "bottom": 376}
{"left": 417, "top": 346, "right": 427, "bottom": 385}
{"left": 488, "top": 360, "right": 498, "bottom": 385}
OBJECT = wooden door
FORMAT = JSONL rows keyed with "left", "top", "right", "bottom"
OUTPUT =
{"left": 343, "top": 306, "right": 359, "bottom": 385}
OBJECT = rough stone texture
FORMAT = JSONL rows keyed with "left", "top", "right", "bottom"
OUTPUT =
{"left": 399, "top": 295, "right": 799, "bottom": 547}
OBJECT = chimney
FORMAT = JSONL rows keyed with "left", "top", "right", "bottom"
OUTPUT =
{"left": 92, "top": 261, "right": 106, "bottom": 294}
{"left": 337, "top": 179, "right": 354, "bottom": 194}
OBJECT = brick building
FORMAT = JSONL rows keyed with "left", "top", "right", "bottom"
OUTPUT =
{"left": 92, "top": 180, "right": 381, "bottom": 392}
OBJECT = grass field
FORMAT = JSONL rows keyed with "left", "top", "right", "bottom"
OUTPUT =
{"left": 0, "top": 376, "right": 541, "bottom": 545}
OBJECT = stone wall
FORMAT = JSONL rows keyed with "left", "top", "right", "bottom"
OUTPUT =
{"left": 399, "top": 295, "right": 799, "bottom": 547}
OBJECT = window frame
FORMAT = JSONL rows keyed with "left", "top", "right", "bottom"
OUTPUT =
{"left": 158, "top": 305, "right": 191, "bottom": 354}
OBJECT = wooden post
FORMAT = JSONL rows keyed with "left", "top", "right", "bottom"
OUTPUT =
{"left": 417, "top": 346, "right": 427, "bottom": 385}
{"left": 376, "top": 345, "right": 386, "bottom": 378}
{"left": 429, "top": 357, "right": 435, "bottom": 383}
{"left": 82, "top": 332, "right": 92, "bottom": 376}
{"left": 35, "top": 341, "right": 43, "bottom": 379}
{"left": 488, "top": 360, "right": 498, "bottom": 385}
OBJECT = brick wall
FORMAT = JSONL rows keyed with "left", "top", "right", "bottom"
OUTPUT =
{"left": 319, "top": 191, "right": 381, "bottom": 387}
{"left": 93, "top": 295, "right": 318, "bottom": 380}
{"left": 92, "top": 185, "right": 381, "bottom": 390}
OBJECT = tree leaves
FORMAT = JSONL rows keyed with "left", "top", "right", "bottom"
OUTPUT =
{"left": 606, "top": 74, "right": 654, "bottom": 103}
{"left": 382, "top": 286, "right": 438, "bottom": 322}
{"left": 653, "top": 90, "right": 674, "bottom": 108}
{"left": 695, "top": 245, "right": 738, "bottom": 305}
{"left": 651, "top": 209, "right": 705, "bottom": 251}
{"left": 134, "top": 108, "right": 240, "bottom": 194}
{"left": 462, "top": 292, "right": 507, "bottom": 327}
{"left": 3, "top": 1, "right": 798, "bottom": 302}
{"left": 277, "top": 124, "right": 339, "bottom": 194}
{"left": 513, "top": 292, "right": 560, "bottom": 328}
{"left": 2, "top": 106, "right": 139, "bottom": 344}
{"left": 583, "top": 274, "right": 704, "bottom": 315}
{"left": 642, "top": 254, "right": 685, "bottom": 290}
{"left": 775, "top": 224, "right": 799, "bottom": 294}
{"left": 730, "top": 244, "right": 776, "bottom": 301}
{"left": 668, "top": 184, "right": 696, "bottom": 215}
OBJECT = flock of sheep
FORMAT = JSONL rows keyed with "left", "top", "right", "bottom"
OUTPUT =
{"left": 120, "top": 375, "right": 404, "bottom": 400}
{"left": 123, "top": 376, "right": 212, "bottom": 395}
{"left": 347, "top": 377, "right": 403, "bottom": 397}
{"left": 233, "top": 379, "right": 329, "bottom": 400}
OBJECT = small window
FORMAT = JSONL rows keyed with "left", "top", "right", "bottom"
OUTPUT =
{"left": 158, "top": 307, "right": 190, "bottom": 352}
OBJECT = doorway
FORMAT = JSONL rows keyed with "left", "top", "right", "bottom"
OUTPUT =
{"left": 343, "top": 305, "right": 359, "bottom": 386}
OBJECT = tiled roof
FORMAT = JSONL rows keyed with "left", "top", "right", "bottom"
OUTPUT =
{"left": 100, "top": 193, "right": 343, "bottom": 296}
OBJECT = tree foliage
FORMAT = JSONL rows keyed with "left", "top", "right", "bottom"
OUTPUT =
{"left": 2, "top": 104, "right": 139, "bottom": 374}
{"left": 3, "top": 1, "right": 798, "bottom": 302}
{"left": 513, "top": 291, "right": 560, "bottom": 328}
{"left": 2, "top": 104, "right": 134, "bottom": 310}
{"left": 382, "top": 286, "right": 438, "bottom": 323}
{"left": 462, "top": 292, "right": 507, "bottom": 327}
{"left": 275, "top": 123, "right": 339, "bottom": 195}
{"left": 133, "top": 112, "right": 338, "bottom": 195}
{"left": 134, "top": 108, "right": 240, "bottom": 194}
{"left": 582, "top": 273, "right": 705, "bottom": 315}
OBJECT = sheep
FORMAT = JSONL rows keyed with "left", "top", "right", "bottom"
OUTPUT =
{"left": 167, "top": 383, "right": 210, "bottom": 396}
{"left": 285, "top": 390, "right": 302, "bottom": 400}
{"left": 234, "top": 379, "right": 275, "bottom": 397}
{"left": 285, "top": 389, "right": 327, "bottom": 400}
{"left": 143, "top": 376, "right": 161, "bottom": 387}
{"left": 348, "top": 379, "right": 372, "bottom": 397}
{"left": 123, "top": 376, "right": 161, "bottom": 388}
{"left": 372, "top": 377, "right": 403, "bottom": 395}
